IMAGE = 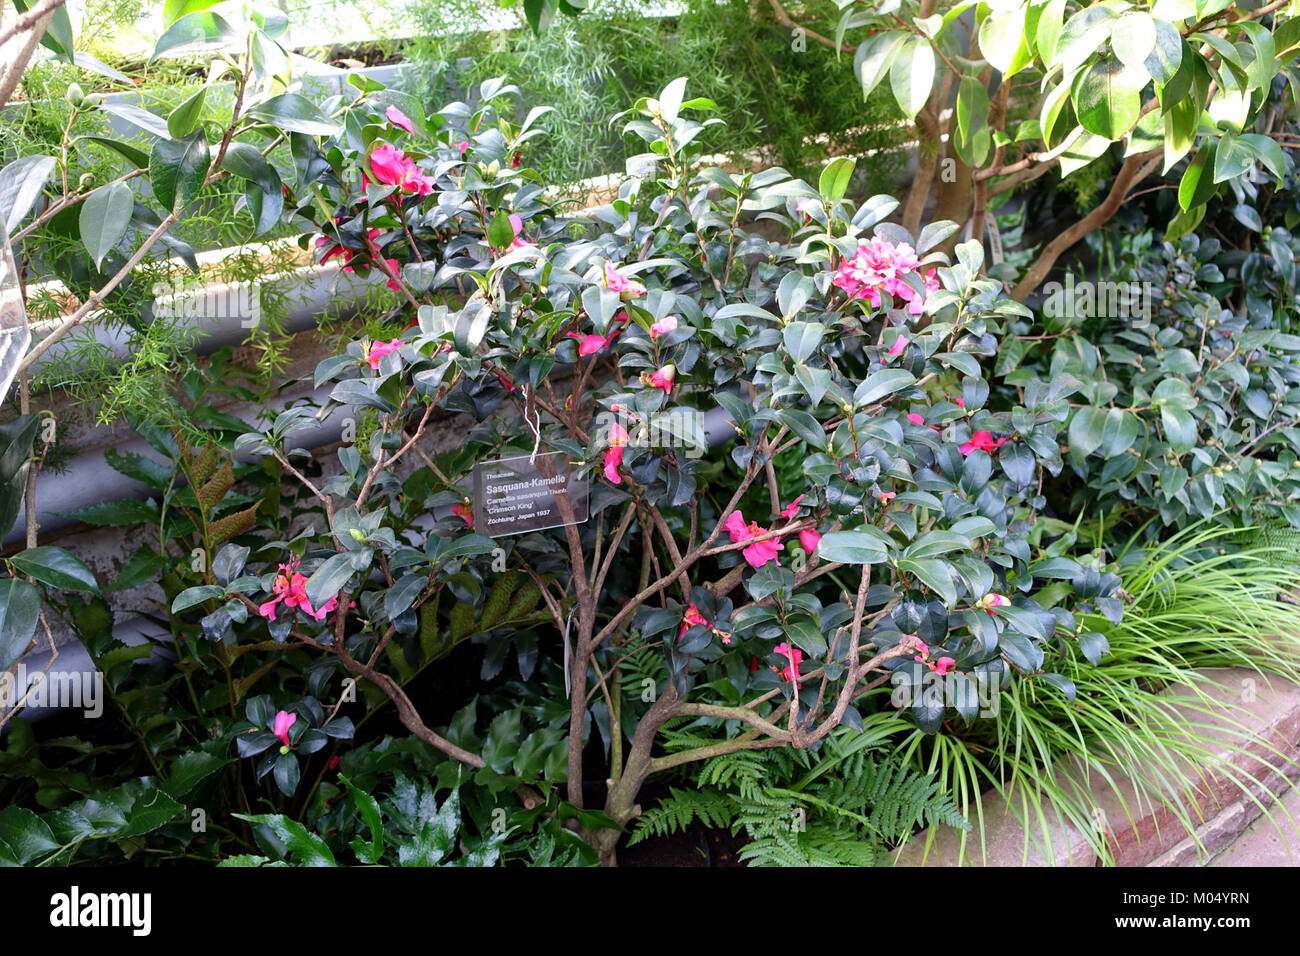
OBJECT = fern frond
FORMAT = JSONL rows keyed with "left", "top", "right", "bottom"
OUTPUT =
{"left": 627, "top": 787, "right": 735, "bottom": 847}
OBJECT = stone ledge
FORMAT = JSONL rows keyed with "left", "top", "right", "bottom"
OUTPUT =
{"left": 893, "top": 666, "right": 1300, "bottom": 867}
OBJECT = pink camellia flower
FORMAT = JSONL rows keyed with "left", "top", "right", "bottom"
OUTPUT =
{"left": 385, "top": 105, "right": 415, "bottom": 134}
{"left": 258, "top": 559, "right": 347, "bottom": 624}
{"left": 780, "top": 495, "right": 805, "bottom": 519}
{"left": 879, "top": 491, "right": 896, "bottom": 503}
{"left": 457, "top": 140, "right": 469, "bottom": 156}
{"left": 649, "top": 315, "right": 678, "bottom": 338}
{"left": 912, "top": 637, "right": 931, "bottom": 664}
{"left": 771, "top": 642, "right": 803, "bottom": 687}
{"left": 646, "top": 363, "right": 676, "bottom": 395}
{"left": 831, "top": 236, "right": 923, "bottom": 309}
{"left": 798, "top": 528, "right": 821, "bottom": 554}
{"left": 921, "top": 269, "right": 941, "bottom": 307}
{"left": 567, "top": 331, "right": 618, "bottom": 356}
{"left": 508, "top": 214, "right": 535, "bottom": 250}
{"left": 974, "top": 592, "right": 1011, "bottom": 615}
{"left": 931, "top": 656, "right": 956, "bottom": 676}
{"left": 511, "top": 151, "right": 522, "bottom": 169}
{"left": 366, "top": 338, "right": 403, "bottom": 370}
{"left": 568, "top": 313, "right": 628, "bottom": 356}
{"left": 905, "top": 413, "right": 926, "bottom": 426}
{"left": 959, "top": 430, "right": 1009, "bottom": 456}
{"left": 954, "top": 397, "right": 967, "bottom": 410}
{"left": 723, "top": 510, "right": 785, "bottom": 568}
{"left": 603, "top": 263, "right": 646, "bottom": 297}
{"left": 887, "top": 333, "right": 910, "bottom": 357}
{"left": 368, "top": 144, "right": 435, "bottom": 196}
{"left": 272, "top": 710, "right": 296, "bottom": 748}
{"left": 604, "top": 422, "right": 629, "bottom": 484}
{"left": 451, "top": 502, "right": 473, "bottom": 529}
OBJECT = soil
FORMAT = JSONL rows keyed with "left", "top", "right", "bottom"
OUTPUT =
{"left": 618, "top": 824, "right": 747, "bottom": 867}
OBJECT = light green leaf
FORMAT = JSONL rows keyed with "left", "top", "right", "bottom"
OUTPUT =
{"left": 167, "top": 86, "right": 207, "bottom": 139}
{"left": 889, "top": 36, "right": 936, "bottom": 121}
{"left": 0, "top": 155, "right": 56, "bottom": 234}
{"left": 817, "top": 527, "right": 893, "bottom": 564}
{"left": 855, "top": 32, "right": 907, "bottom": 100}
{"left": 247, "top": 94, "right": 341, "bottom": 136}
{"left": 1076, "top": 59, "right": 1142, "bottom": 138}
{"left": 78, "top": 182, "right": 133, "bottom": 270}
{"left": 152, "top": 11, "right": 238, "bottom": 59}
{"left": 979, "top": 4, "right": 1029, "bottom": 76}
{"left": 818, "top": 156, "right": 856, "bottom": 202}
{"left": 1113, "top": 12, "right": 1156, "bottom": 72}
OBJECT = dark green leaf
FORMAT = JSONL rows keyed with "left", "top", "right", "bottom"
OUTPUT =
{"left": 10, "top": 547, "right": 98, "bottom": 592}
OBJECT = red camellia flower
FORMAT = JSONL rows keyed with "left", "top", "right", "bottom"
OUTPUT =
{"left": 678, "top": 603, "right": 709, "bottom": 643}
{"left": 451, "top": 502, "right": 473, "bottom": 529}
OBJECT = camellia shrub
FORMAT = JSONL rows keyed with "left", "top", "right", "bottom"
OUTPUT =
{"left": 1027, "top": 233, "right": 1300, "bottom": 531}
{"left": 158, "top": 76, "right": 1129, "bottom": 864}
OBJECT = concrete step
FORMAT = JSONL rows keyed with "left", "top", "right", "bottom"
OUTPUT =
{"left": 894, "top": 666, "right": 1300, "bottom": 867}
